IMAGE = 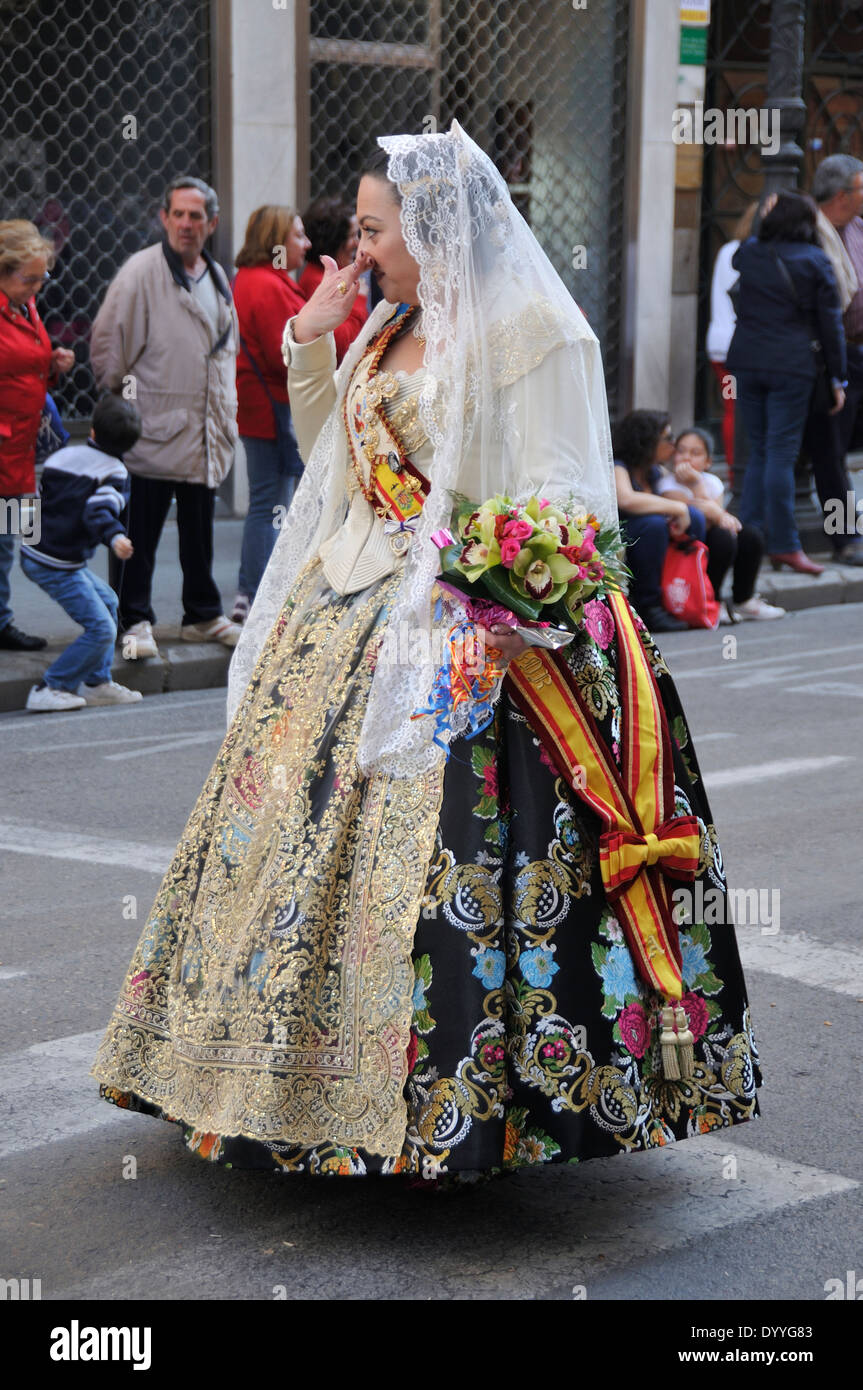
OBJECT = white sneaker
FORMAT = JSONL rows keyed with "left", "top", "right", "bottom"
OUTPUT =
{"left": 25, "top": 684, "right": 86, "bottom": 712}
{"left": 181, "top": 615, "right": 241, "bottom": 648}
{"left": 121, "top": 620, "right": 159, "bottom": 660}
{"left": 77, "top": 680, "right": 144, "bottom": 705}
{"left": 717, "top": 601, "right": 739, "bottom": 626}
{"left": 231, "top": 593, "right": 250, "bottom": 623}
{"left": 736, "top": 594, "right": 786, "bottom": 621}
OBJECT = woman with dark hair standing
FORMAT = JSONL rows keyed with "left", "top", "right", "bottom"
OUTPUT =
{"left": 613, "top": 409, "right": 704, "bottom": 632}
{"left": 299, "top": 195, "right": 367, "bottom": 362}
{"left": 726, "top": 189, "right": 846, "bottom": 574}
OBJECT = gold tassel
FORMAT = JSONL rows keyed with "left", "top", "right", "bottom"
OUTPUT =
{"left": 674, "top": 1005, "right": 695, "bottom": 1078}
{"left": 660, "top": 1005, "right": 680, "bottom": 1080}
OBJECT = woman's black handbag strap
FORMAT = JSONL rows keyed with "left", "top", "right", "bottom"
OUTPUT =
{"left": 239, "top": 334, "right": 280, "bottom": 412}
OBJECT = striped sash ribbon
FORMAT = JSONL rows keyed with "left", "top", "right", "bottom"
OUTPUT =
{"left": 506, "top": 589, "right": 701, "bottom": 1004}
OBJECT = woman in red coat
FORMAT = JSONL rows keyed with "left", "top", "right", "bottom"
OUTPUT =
{"left": 299, "top": 195, "right": 368, "bottom": 362}
{"left": 0, "top": 220, "right": 75, "bottom": 650}
{"left": 231, "top": 206, "right": 311, "bottom": 623}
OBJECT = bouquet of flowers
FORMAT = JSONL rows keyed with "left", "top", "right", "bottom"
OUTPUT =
{"left": 432, "top": 493, "right": 627, "bottom": 646}
{"left": 411, "top": 495, "right": 626, "bottom": 754}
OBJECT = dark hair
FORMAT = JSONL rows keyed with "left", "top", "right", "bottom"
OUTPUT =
{"left": 758, "top": 190, "right": 818, "bottom": 245}
{"left": 301, "top": 195, "right": 354, "bottom": 267}
{"left": 163, "top": 175, "right": 219, "bottom": 221}
{"left": 674, "top": 425, "right": 715, "bottom": 458}
{"left": 92, "top": 394, "right": 141, "bottom": 456}
{"left": 612, "top": 410, "right": 671, "bottom": 474}
{"left": 360, "top": 146, "right": 401, "bottom": 202}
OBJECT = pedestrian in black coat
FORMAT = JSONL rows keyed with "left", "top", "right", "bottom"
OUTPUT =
{"left": 726, "top": 190, "right": 846, "bottom": 573}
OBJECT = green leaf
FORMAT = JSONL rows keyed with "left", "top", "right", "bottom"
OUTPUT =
{"left": 480, "top": 564, "right": 543, "bottom": 620}
{"left": 470, "top": 745, "right": 494, "bottom": 776}
{"left": 474, "top": 794, "right": 498, "bottom": 819}
{"left": 695, "top": 969, "right": 724, "bottom": 997}
{"left": 591, "top": 942, "right": 609, "bottom": 972}
{"left": 601, "top": 993, "right": 619, "bottom": 1020}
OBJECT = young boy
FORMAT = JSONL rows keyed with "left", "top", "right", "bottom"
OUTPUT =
{"left": 20, "top": 394, "right": 144, "bottom": 711}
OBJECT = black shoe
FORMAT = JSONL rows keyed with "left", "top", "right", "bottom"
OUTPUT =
{"left": 834, "top": 539, "right": 863, "bottom": 567}
{"left": 0, "top": 624, "right": 47, "bottom": 651}
{"left": 639, "top": 604, "right": 688, "bottom": 634}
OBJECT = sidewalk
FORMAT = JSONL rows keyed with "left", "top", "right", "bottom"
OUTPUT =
{"left": 1, "top": 513, "right": 861, "bottom": 713}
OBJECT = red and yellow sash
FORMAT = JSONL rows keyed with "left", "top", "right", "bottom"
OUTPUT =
{"left": 506, "top": 589, "right": 701, "bottom": 1005}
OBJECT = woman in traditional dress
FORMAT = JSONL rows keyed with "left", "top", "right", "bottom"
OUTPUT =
{"left": 92, "top": 124, "right": 761, "bottom": 1179}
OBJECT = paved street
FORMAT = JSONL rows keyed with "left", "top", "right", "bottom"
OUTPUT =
{"left": 1, "top": 603, "right": 861, "bottom": 1302}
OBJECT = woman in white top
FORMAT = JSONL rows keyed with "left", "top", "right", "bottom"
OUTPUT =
{"left": 706, "top": 202, "right": 758, "bottom": 483}
{"left": 661, "top": 426, "right": 784, "bottom": 622}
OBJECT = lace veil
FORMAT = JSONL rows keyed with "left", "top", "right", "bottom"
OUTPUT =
{"left": 227, "top": 119, "right": 617, "bottom": 777}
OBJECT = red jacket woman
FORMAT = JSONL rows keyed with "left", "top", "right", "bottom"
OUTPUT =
{"left": 234, "top": 262, "right": 307, "bottom": 438}
{"left": 0, "top": 219, "right": 74, "bottom": 650}
{"left": 0, "top": 286, "right": 54, "bottom": 496}
{"left": 231, "top": 207, "right": 312, "bottom": 622}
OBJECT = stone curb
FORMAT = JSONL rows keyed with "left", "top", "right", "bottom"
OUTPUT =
{"left": 0, "top": 632, "right": 232, "bottom": 714}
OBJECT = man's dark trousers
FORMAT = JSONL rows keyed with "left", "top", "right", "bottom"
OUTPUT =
{"left": 111, "top": 473, "right": 223, "bottom": 631}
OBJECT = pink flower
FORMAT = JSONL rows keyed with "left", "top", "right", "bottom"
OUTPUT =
{"left": 499, "top": 537, "right": 522, "bottom": 568}
{"left": 482, "top": 763, "right": 498, "bottom": 797}
{"left": 537, "top": 742, "right": 559, "bottom": 777}
{"left": 680, "top": 991, "right": 709, "bottom": 1041}
{"left": 406, "top": 1029, "right": 419, "bottom": 1073}
{"left": 583, "top": 598, "right": 615, "bottom": 650}
{"left": 618, "top": 1001, "right": 651, "bottom": 1058}
{"left": 503, "top": 517, "right": 534, "bottom": 541}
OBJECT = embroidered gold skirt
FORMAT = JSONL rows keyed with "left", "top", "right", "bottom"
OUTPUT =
{"left": 93, "top": 560, "right": 761, "bottom": 1176}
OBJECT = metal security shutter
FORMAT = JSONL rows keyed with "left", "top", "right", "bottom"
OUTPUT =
{"left": 301, "top": 0, "right": 630, "bottom": 412}
{"left": 0, "top": 0, "right": 213, "bottom": 423}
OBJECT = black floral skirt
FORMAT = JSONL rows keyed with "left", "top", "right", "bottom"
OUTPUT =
{"left": 93, "top": 561, "right": 761, "bottom": 1178}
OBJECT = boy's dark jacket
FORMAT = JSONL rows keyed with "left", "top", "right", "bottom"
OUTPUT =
{"left": 21, "top": 441, "right": 130, "bottom": 570}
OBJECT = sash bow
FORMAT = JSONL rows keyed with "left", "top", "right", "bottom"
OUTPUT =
{"left": 600, "top": 816, "right": 701, "bottom": 897}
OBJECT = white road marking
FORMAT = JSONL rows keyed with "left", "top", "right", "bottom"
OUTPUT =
{"left": 105, "top": 729, "right": 223, "bottom": 760}
{"left": 0, "top": 967, "right": 28, "bottom": 980}
{"left": 0, "top": 1029, "right": 128, "bottom": 1158}
{"left": 703, "top": 754, "right": 850, "bottom": 789}
{"left": 0, "top": 823, "right": 173, "bottom": 874}
{"left": 52, "top": 1136, "right": 858, "bottom": 1300}
{"left": 787, "top": 680, "right": 863, "bottom": 699}
{"left": 0, "top": 691, "right": 225, "bottom": 735}
{"left": 736, "top": 927, "right": 863, "bottom": 997}
{"left": 9, "top": 727, "right": 224, "bottom": 756}
{"left": 722, "top": 659, "right": 863, "bottom": 691}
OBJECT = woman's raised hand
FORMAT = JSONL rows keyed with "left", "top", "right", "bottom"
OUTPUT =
{"left": 293, "top": 254, "right": 366, "bottom": 344}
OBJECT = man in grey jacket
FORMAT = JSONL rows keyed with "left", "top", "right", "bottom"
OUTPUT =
{"left": 90, "top": 175, "right": 241, "bottom": 653}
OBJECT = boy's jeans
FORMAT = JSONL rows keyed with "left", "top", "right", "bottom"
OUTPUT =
{"left": 19, "top": 553, "right": 118, "bottom": 691}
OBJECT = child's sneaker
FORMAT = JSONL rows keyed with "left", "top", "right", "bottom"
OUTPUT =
{"left": 25, "top": 683, "right": 86, "bottom": 712}
{"left": 120, "top": 620, "right": 159, "bottom": 660}
{"left": 77, "top": 680, "right": 144, "bottom": 705}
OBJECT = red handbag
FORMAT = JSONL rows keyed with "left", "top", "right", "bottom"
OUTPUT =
{"left": 661, "top": 537, "right": 720, "bottom": 630}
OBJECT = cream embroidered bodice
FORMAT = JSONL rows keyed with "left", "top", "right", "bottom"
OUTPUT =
{"left": 283, "top": 316, "right": 432, "bottom": 594}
